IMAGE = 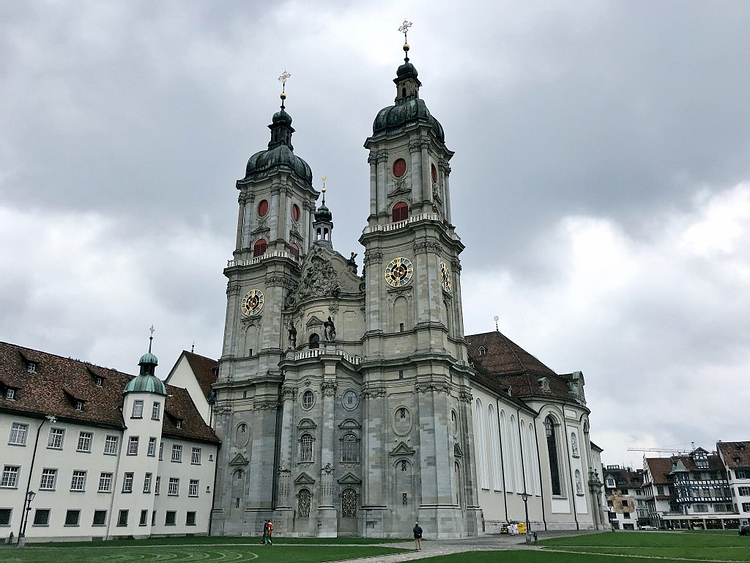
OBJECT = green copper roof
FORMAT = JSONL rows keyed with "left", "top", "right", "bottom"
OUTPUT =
{"left": 124, "top": 374, "right": 167, "bottom": 396}
{"left": 139, "top": 352, "right": 158, "bottom": 365}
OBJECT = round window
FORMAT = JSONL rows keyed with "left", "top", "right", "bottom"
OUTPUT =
{"left": 292, "top": 204, "right": 300, "bottom": 222}
{"left": 342, "top": 390, "right": 359, "bottom": 411}
{"left": 258, "top": 200, "right": 269, "bottom": 217}
{"left": 302, "top": 390, "right": 315, "bottom": 410}
{"left": 392, "top": 158, "right": 406, "bottom": 178}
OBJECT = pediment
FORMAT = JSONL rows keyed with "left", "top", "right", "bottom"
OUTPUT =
{"left": 297, "top": 418, "right": 317, "bottom": 430}
{"left": 338, "top": 418, "right": 361, "bottom": 430}
{"left": 337, "top": 472, "right": 362, "bottom": 485}
{"left": 229, "top": 453, "right": 249, "bottom": 466}
{"left": 390, "top": 441, "right": 416, "bottom": 456}
{"left": 306, "top": 315, "right": 324, "bottom": 327}
{"left": 294, "top": 472, "right": 316, "bottom": 485}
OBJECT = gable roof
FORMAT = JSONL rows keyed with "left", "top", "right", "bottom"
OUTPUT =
{"left": 0, "top": 341, "right": 219, "bottom": 445}
{"left": 645, "top": 451, "right": 726, "bottom": 485}
{"left": 183, "top": 351, "right": 218, "bottom": 398}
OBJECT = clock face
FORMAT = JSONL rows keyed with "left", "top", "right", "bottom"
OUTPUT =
{"left": 384, "top": 257, "right": 414, "bottom": 288}
{"left": 440, "top": 261, "right": 452, "bottom": 292}
{"left": 240, "top": 289, "right": 264, "bottom": 316}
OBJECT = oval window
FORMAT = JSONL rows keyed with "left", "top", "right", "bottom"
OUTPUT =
{"left": 258, "top": 200, "right": 269, "bottom": 217}
{"left": 392, "top": 158, "right": 406, "bottom": 178}
{"left": 431, "top": 163, "right": 437, "bottom": 183}
{"left": 302, "top": 390, "right": 315, "bottom": 410}
{"left": 292, "top": 204, "right": 300, "bottom": 222}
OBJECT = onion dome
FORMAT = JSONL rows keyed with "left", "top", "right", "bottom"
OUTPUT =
{"left": 372, "top": 43, "right": 445, "bottom": 143}
{"left": 244, "top": 87, "right": 312, "bottom": 183}
{"left": 123, "top": 330, "right": 167, "bottom": 396}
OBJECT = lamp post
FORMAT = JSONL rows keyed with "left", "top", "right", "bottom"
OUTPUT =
{"left": 520, "top": 492, "right": 532, "bottom": 544}
{"left": 19, "top": 490, "right": 36, "bottom": 545}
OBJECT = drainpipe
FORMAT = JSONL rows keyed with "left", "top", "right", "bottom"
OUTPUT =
{"left": 17, "top": 415, "right": 55, "bottom": 545}
{"left": 560, "top": 414, "right": 579, "bottom": 530}
{"left": 533, "top": 417, "right": 547, "bottom": 531}
{"left": 495, "top": 399, "right": 509, "bottom": 523}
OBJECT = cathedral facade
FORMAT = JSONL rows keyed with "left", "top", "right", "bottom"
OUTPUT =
{"left": 210, "top": 43, "right": 607, "bottom": 538}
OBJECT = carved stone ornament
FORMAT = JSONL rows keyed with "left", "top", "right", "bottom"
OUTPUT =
{"left": 322, "top": 462, "right": 334, "bottom": 475}
{"left": 459, "top": 390, "right": 473, "bottom": 403}
{"left": 408, "top": 140, "right": 422, "bottom": 153}
{"left": 295, "top": 254, "right": 341, "bottom": 300}
{"left": 321, "top": 381, "right": 338, "bottom": 397}
{"left": 388, "top": 178, "right": 411, "bottom": 200}
{"left": 363, "top": 250, "right": 383, "bottom": 266}
{"left": 253, "top": 399, "right": 279, "bottom": 411}
{"left": 227, "top": 283, "right": 242, "bottom": 296}
{"left": 362, "top": 385, "right": 386, "bottom": 399}
{"left": 416, "top": 382, "right": 450, "bottom": 394}
{"left": 413, "top": 241, "right": 442, "bottom": 254}
{"left": 376, "top": 150, "right": 389, "bottom": 163}
{"left": 282, "top": 386, "right": 298, "bottom": 401}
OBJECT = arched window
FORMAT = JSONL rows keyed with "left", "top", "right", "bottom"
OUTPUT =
{"left": 545, "top": 416, "right": 562, "bottom": 496}
{"left": 290, "top": 243, "right": 299, "bottom": 260}
{"left": 488, "top": 404, "right": 502, "bottom": 491}
{"left": 298, "top": 488, "right": 311, "bottom": 517}
{"left": 392, "top": 201, "right": 409, "bottom": 222}
{"left": 253, "top": 238, "right": 267, "bottom": 257}
{"left": 520, "top": 418, "right": 531, "bottom": 493}
{"left": 575, "top": 469, "right": 583, "bottom": 496}
{"left": 233, "top": 469, "right": 244, "bottom": 480}
{"left": 342, "top": 488, "right": 357, "bottom": 517}
{"left": 431, "top": 163, "right": 437, "bottom": 183}
{"left": 394, "top": 296, "right": 408, "bottom": 332}
{"left": 500, "top": 410, "right": 513, "bottom": 492}
{"left": 309, "top": 333, "right": 319, "bottom": 349}
{"left": 510, "top": 414, "right": 523, "bottom": 492}
{"left": 571, "top": 431, "right": 579, "bottom": 457}
{"left": 475, "top": 399, "right": 488, "bottom": 489}
{"left": 530, "top": 423, "right": 541, "bottom": 495}
{"left": 300, "top": 434, "right": 313, "bottom": 462}
{"left": 478, "top": 346, "right": 487, "bottom": 356}
{"left": 341, "top": 434, "right": 359, "bottom": 463}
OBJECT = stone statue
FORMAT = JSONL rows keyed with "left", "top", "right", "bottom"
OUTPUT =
{"left": 346, "top": 252, "right": 358, "bottom": 274}
{"left": 323, "top": 316, "right": 336, "bottom": 342}
{"left": 287, "top": 322, "right": 297, "bottom": 348}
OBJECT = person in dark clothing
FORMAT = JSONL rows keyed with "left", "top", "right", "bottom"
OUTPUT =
{"left": 413, "top": 521, "right": 423, "bottom": 550}
{"left": 261, "top": 520, "right": 269, "bottom": 545}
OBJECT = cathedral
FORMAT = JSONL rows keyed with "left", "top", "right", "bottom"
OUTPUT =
{"left": 210, "top": 31, "right": 607, "bottom": 539}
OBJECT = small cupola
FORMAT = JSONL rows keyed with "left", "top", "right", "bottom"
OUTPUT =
{"left": 394, "top": 20, "right": 421, "bottom": 103}
{"left": 268, "top": 73, "right": 295, "bottom": 150}
{"left": 313, "top": 177, "right": 333, "bottom": 250}
{"left": 124, "top": 326, "right": 167, "bottom": 396}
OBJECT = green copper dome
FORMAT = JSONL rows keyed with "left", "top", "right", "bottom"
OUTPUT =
{"left": 139, "top": 352, "right": 158, "bottom": 365}
{"left": 373, "top": 98, "right": 445, "bottom": 143}
{"left": 314, "top": 203, "right": 332, "bottom": 222}
{"left": 123, "top": 374, "right": 167, "bottom": 396}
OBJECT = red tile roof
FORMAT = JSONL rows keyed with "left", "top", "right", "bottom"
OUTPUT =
{"left": 717, "top": 441, "right": 750, "bottom": 469}
{"left": 645, "top": 452, "right": 726, "bottom": 484}
{"left": 183, "top": 351, "right": 218, "bottom": 399}
{"left": 0, "top": 341, "right": 219, "bottom": 445}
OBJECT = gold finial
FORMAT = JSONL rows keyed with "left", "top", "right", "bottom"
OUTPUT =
{"left": 278, "top": 70, "right": 291, "bottom": 106}
{"left": 321, "top": 176, "right": 327, "bottom": 193}
{"left": 398, "top": 20, "right": 413, "bottom": 59}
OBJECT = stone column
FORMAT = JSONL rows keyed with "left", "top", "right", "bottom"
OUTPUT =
{"left": 270, "top": 184, "right": 282, "bottom": 246}
{"left": 442, "top": 164, "right": 452, "bottom": 224}
{"left": 420, "top": 141, "right": 432, "bottom": 209}
{"left": 236, "top": 193, "right": 246, "bottom": 250}
{"left": 274, "top": 385, "right": 297, "bottom": 533}
{"left": 409, "top": 141, "right": 422, "bottom": 214}
{"left": 377, "top": 150, "right": 388, "bottom": 222}
{"left": 458, "top": 389, "right": 483, "bottom": 536}
{"left": 317, "top": 378, "right": 338, "bottom": 537}
{"left": 368, "top": 154, "right": 378, "bottom": 221}
{"left": 360, "top": 384, "right": 387, "bottom": 536}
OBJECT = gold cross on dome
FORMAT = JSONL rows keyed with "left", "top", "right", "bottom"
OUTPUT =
{"left": 398, "top": 20, "right": 412, "bottom": 43}
{"left": 149, "top": 325, "right": 155, "bottom": 337}
{"left": 278, "top": 70, "right": 291, "bottom": 93}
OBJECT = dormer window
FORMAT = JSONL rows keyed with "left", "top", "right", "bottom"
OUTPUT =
{"left": 75, "top": 400, "right": 84, "bottom": 411}
{"left": 740, "top": 445, "right": 746, "bottom": 452}
{"left": 176, "top": 420, "right": 182, "bottom": 429}
{"left": 478, "top": 346, "right": 487, "bottom": 356}
{"left": 27, "top": 362, "right": 37, "bottom": 374}
{"left": 5, "top": 388, "right": 16, "bottom": 400}
{"left": 95, "top": 377, "right": 103, "bottom": 387}
{"left": 539, "top": 377, "right": 551, "bottom": 392}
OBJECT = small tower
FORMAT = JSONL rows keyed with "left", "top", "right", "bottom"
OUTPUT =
{"left": 312, "top": 177, "right": 333, "bottom": 250}
{"left": 114, "top": 327, "right": 166, "bottom": 538}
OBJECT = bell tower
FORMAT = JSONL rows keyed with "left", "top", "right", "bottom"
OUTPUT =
{"left": 212, "top": 72, "right": 317, "bottom": 535}
{"left": 357, "top": 22, "right": 482, "bottom": 539}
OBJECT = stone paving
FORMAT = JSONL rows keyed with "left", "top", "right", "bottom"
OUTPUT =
{"left": 327, "top": 531, "right": 602, "bottom": 563}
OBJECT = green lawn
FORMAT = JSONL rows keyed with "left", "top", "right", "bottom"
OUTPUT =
{"left": 0, "top": 540, "right": 406, "bottom": 563}
{"left": 418, "top": 530, "right": 750, "bottom": 562}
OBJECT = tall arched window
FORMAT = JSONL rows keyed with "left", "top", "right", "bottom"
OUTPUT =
{"left": 545, "top": 416, "right": 562, "bottom": 496}
{"left": 300, "top": 434, "right": 313, "bottom": 462}
{"left": 298, "top": 488, "right": 311, "bottom": 517}
{"left": 488, "top": 404, "right": 502, "bottom": 491}
{"left": 253, "top": 238, "right": 267, "bottom": 257}
{"left": 520, "top": 418, "right": 531, "bottom": 493}
{"left": 510, "top": 414, "right": 523, "bottom": 492}
{"left": 309, "top": 333, "right": 319, "bottom": 349}
{"left": 342, "top": 488, "right": 357, "bottom": 517}
{"left": 392, "top": 201, "right": 409, "bottom": 222}
{"left": 486, "top": 404, "right": 495, "bottom": 490}
{"left": 290, "top": 243, "right": 300, "bottom": 260}
{"left": 500, "top": 410, "right": 513, "bottom": 492}
{"left": 529, "top": 423, "right": 541, "bottom": 495}
{"left": 475, "top": 399, "right": 488, "bottom": 489}
{"left": 341, "top": 434, "right": 359, "bottom": 463}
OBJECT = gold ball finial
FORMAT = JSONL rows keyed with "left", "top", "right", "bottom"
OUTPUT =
{"left": 280, "top": 92, "right": 287, "bottom": 100}
{"left": 403, "top": 43, "right": 410, "bottom": 52}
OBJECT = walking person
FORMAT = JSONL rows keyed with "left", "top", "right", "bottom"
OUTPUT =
{"left": 267, "top": 520, "right": 274, "bottom": 545}
{"left": 413, "top": 521, "right": 423, "bottom": 551}
{"left": 261, "top": 520, "right": 269, "bottom": 545}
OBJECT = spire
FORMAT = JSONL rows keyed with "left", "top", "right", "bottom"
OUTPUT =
{"left": 394, "top": 20, "right": 420, "bottom": 102}
{"left": 268, "top": 70, "right": 295, "bottom": 149}
{"left": 138, "top": 325, "right": 159, "bottom": 377}
{"left": 124, "top": 325, "right": 167, "bottom": 396}
{"left": 399, "top": 19, "right": 412, "bottom": 62}
{"left": 313, "top": 176, "right": 333, "bottom": 249}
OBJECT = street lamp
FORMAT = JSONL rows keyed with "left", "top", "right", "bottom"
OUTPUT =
{"left": 520, "top": 492, "right": 532, "bottom": 544}
{"left": 19, "top": 490, "right": 36, "bottom": 545}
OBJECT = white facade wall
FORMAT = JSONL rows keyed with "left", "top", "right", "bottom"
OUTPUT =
{"left": 728, "top": 470, "right": 750, "bottom": 525}
{"left": 0, "top": 404, "right": 217, "bottom": 543}
{"left": 165, "top": 355, "right": 211, "bottom": 424}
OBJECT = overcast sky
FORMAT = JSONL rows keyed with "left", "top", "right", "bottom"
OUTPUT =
{"left": 2, "top": 0, "right": 749, "bottom": 467}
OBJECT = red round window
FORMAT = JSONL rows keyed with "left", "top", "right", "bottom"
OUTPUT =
{"left": 258, "top": 200, "right": 269, "bottom": 217}
{"left": 292, "top": 204, "right": 300, "bottom": 222}
{"left": 431, "top": 164, "right": 437, "bottom": 183}
{"left": 393, "top": 158, "right": 406, "bottom": 178}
